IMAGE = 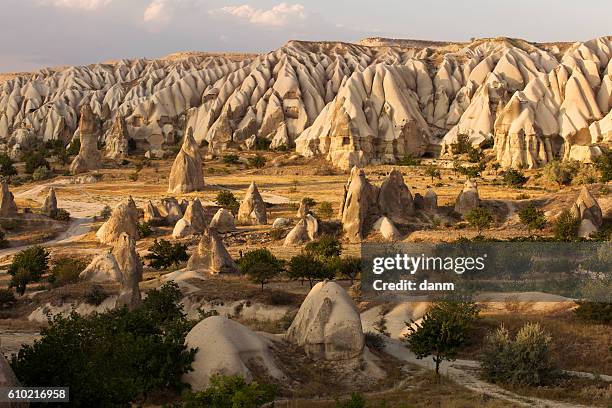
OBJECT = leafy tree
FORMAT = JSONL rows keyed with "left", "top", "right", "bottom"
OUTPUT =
{"left": 518, "top": 203, "right": 546, "bottom": 235}
{"left": 553, "top": 209, "right": 579, "bottom": 241}
{"left": 330, "top": 256, "right": 361, "bottom": 284}
{"left": 215, "top": 190, "right": 240, "bottom": 215}
{"left": 503, "top": 168, "right": 528, "bottom": 187}
{"left": 424, "top": 165, "right": 441, "bottom": 183}
{"left": 23, "top": 151, "right": 50, "bottom": 174}
{"left": 50, "top": 208, "right": 71, "bottom": 221}
{"left": 482, "top": 323, "right": 559, "bottom": 386}
{"left": 180, "top": 375, "right": 276, "bottom": 408}
{"left": 237, "top": 249, "right": 283, "bottom": 291}
{"left": 305, "top": 235, "right": 342, "bottom": 259}
{"left": 49, "top": 257, "right": 87, "bottom": 287}
{"left": 145, "top": 239, "right": 189, "bottom": 270}
{"left": 11, "top": 282, "right": 196, "bottom": 407}
{"left": 467, "top": 147, "right": 483, "bottom": 163}
{"left": 465, "top": 206, "right": 493, "bottom": 235}
{"left": 247, "top": 154, "right": 266, "bottom": 169}
{"left": 317, "top": 201, "right": 334, "bottom": 219}
{"left": 8, "top": 246, "right": 49, "bottom": 295}
{"left": 404, "top": 301, "right": 479, "bottom": 376}
{"left": 0, "top": 154, "right": 17, "bottom": 177}
{"left": 288, "top": 253, "right": 335, "bottom": 288}
{"left": 32, "top": 165, "right": 53, "bottom": 181}
{"left": 594, "top": 149, "right": 612, "bottom": 183}
{"left": 254, "top": 138, "right": 271, "bottom": 151}
{"left": 100, "top": 205, "right": 112, "bottom": 219}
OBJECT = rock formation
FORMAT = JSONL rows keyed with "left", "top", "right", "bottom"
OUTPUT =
{"left": 340, "top": 167, "right": 380, "bottom": 243}
{"left": 187, "top": 229, "right": 238, "bottom": 274}
{"left": 79, "top": 252, "right": 122, "bottom": 283}
{"left": 0, "top": 343, "right": 26, "bottom": 408}
{"left": 424, "top": 188, "right": 438, "bottom": 211}
{"left": 378, "top": 169, "right": 415, "bottom": 224}
{"left": 272, "top": 218, "right": 291, "bottom": 228}
{"left": 237, "top": 182, "right": 267, "bottom": 225}
{"left": 183, "top": 316, "right": 284, "bottom": 391}
{"left": 454, "top": 180, "right": 480, "bottom": 216}
{"left": 571, "top": 187, "right": 603, "bottom": 237}
{"left": 159, "top": 197, "right": 183, "bottom": 224}
{"left": 114, "top": 233, "right": 143, "bottom": 309}
{"left": 143, "top": 200, "right": 164, "bottom": 225}
{"left": 41, "top": 187, "right": 58, "bottom": 217}
{"left": 0, "top": 182, "right": 18, "bottom": 217}
{"left": 70, "top": 105, "right": 102, "bottom": 174}
{"left": 168, "top": 130, "right": 205, "bottom": 194}
{"left": 372, "top": 216, "right": 401, "bottom": 241}
{"left": 209, "top": 208, "right": 236, "bottom": 233}
{"left": 296, "top": 198, "right": 311, "bottom": 218}
{"left": 172, "top": 198, "right": 207, "bottom": 238}
{"left": 286, "top": 281, "right": 365, "bottom": 360}
{"left": 283, "top": 214, "right": 319, "bottom": 246}
{"left": 96, "top": 198, "right": 139, "bottom": 244}
{"left": 105, "top": 115, "right": 129, "bottom": 160}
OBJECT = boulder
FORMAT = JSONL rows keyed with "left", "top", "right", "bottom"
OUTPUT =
{"left": 79, "top": 253, "right": 122, "bottom": 283}
{"left": 296, "top": 197, "right": 311, "bottom": 218}
{"left": 114, "top": 233, "right": 143, "bottom": 309}
{"left": 96, "top": 198, "right": 139, "bottom": 244}
{"left": 378, "top": 169, "right": 414, "bottom": 223}
{"left": 168, "top": 129, "right": 205, "bottom": 193}
{"left": 571, "top": 187, "right": 603, "bottom": 237}
{"left": 159, "top": 197, "right": 183, "bottom": 223}
{"left": 272, "top": 218, "right": 292, "bottom": 228}
{"left": 41, "top": 187, "right": 58, "bottom": 217}
{"left": 70, "top": 105, "right": 102, "bottom": 174}
{"left": 286, "top": 281, "right": 365, "bottom": 360}
{"left": 283, "top": 215, "right": 319, "bottom": 246}
{"left": 0, "top": 182, "right": 18, "bottom": 217}
{"left": 209, "top": 208, "right": 236, "bottom": 233}
{"left": 187, "top": 229, "right": 238, "bottom": 274}
{"left": 372, "top": 216, "right": 401, "bottom": 241}
{"left": 237, "top": 182, "right": 267, "bottom": 225}
{"left": 424, "top": 188, "right": 438, "bottom": 211}
{"left": 454, "top": 180, "right": 480, "bottom": 216}
{"left": 340, "top": 167, "right": 379, "bottom": 243}
{"left": 183, "top": 316, "right": 283, "bottom": 391}
{"left": 172, "top": 199, "right": 207, "bottom": 238}
{"left": 105, "top": 115, "right": 129, "bottom": 160}
{"left": 143, "top": 200, "right": 164, "bottom": 225}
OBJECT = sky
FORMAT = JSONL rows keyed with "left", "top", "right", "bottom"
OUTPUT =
{"left": 1, "top": 0, "right": 610, "bottom": 72}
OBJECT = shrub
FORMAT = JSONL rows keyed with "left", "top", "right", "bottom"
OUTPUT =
{"left": 215, "top": 190, "right": 239, "bottom": 215}
{"left": 503, "top": 168, "right": 528, "bottom": 187}
{"left": 222, "top": 154, "right": 240, "bottom": 165}
{"left": 302, "top": 197, "right": 317, "bottom": 207}
{"left": 137, "top": 221, "right": 153, "bottom": 238}
{"left": 553, "top": 209, "right": 579, "bottom": 241}
{"left": 398, "top": 154, "right": 421, "bottom": 166}
{"left": 424, "top": 165, "right": 441, "bottom": 183}
{"left": 32, "top": 165, "right": 53, "bottom": 181}
{"left": 50, "top": 208, "right": 70, "bottom": 221}
{"left": 49, "top": 257, "right": 87, "bottom": 287}
{"left": 451, "top": 133, "right": 472, "bottom": 155}
{"left": 330, "top": 256, "right": 361, "bottom": 284}
{"left": 84, "top": 285, "right": 108, "bottom": 306}
{"left": 8, "top": 246, "right": 49, "bottom": 295}
{"left": 11, "top": 282, "right": 196, "bottom": 407}
{"left": 305, "top": 235, "right": 342, "bottom": 259}
{"left": 467, "top": 147, "right": 484, "bottom": 163}
{"left": 572, "top": 164, "right": 599, "bottom": 185}
{"left": 66, "top": 139, "right": 80, "bottom": 156}
{"left": 237, "top": 249, "right": 283, "bottom": 291}
{"left": 465, "top": 206, "right": 493, "bottom": 235}
{"left": 254, "top": 137, "right": 271, "bottom": 151}
{"left": 482, "top": 323, "right": 559, "bottom": 386}
{"left": 0, "top": 288, "right": 16, "bottom": 308}
{"left": 100, "top": 205, "right": 112, "bottom": 220}
{"left": 0, "top": 154, "right": 17, "bottom": 177}
{"left": 574, "top": 302, "right": 612, "bottom": 324}
{"left": 145, "top": 239, "right": 189, "bottom": 270}
{"left": 0, "top": 230, "right": 9, "bottom": 249}
{"left": 268, "top": 228, "right": 285, "bottom": 241}
{"left": 594, "top": 149, "right": 612, "bottom": 183}
{"left": 288, "top": 253, "right": 335, "bottom": 288}
{"left": 317, "top": 201, "right": 334, "bottom": 219}
{"left": 542, "top": 160, "right": 576, "bottom": 186}
{"left": 365, "top": 332, "right": 385, "bottom": 352}
{"left": 247, "top": 154, "right": 266, "bottom": 169}
{"left": 518, "top": 203, "right": 546, "bottom": 234}
{"left": 404, "top": 301, "right": 479, "bottom": 375}
{"left": 179, "top": 375, "right": 276, "bottom": 408}
{"left": 23, "top": 151, "right": 49, "bottom": 174}
{"left": 335, "top": 393, "right": 366, "bottom": 408}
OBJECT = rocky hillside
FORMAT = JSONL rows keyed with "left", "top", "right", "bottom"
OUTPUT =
{"left": 1, "top": 37, "right": 611, "bottom": 169}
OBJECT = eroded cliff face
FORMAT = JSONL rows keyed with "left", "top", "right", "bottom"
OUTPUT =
{"left": 1, "top": 37, "right": 611, "bottom": 169}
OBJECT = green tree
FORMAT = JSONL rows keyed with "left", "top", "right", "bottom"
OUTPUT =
{"left": 518, "top": 203, "right": 547, "bottom": 235}
{"left": 451, "top": 133, "right": 471, "bottom": 155}
{"left": 542, "top": 161, "right": 573, "bottom": 186}
{"left": 305, "top": 235, "right": 342, "bottom": 259}
{"left": 137, "top": 221, "right": 153, "bottom": 238}
{"left": 180, "top": 375, "right": 276, "bottom": 408}
{"left": 145, "top": 239, "right": 189, "bottom": 270}
{"left": 215, "top": 190, "right": 240, "bottom": 215}
{"left": 288, "top": 253, "right": 335, "bottom": 288}
{"left": 8, "top": 246, "right": 49, "bottom": 295}
{"left": 222, "top": 154, "right": 240, "bottom": 165}
{"left": 594, "top": 149, "right": 612, "bottom": 183}
{"left": 23, "top": 151, "right": 50, "bottom": 174}
{"left": 237, "top": 249, "right": 283, "bottom": 291}
{"left": 11, "top": 282, "right": 196, "bottom": 407}
{"left": 247, "top": 154, "right": 266, "bottom": 169}
{"left": 49, "top": 257, "right": 87, "bottom": 287}
{"left": 503, "top": 168, "right": 528, "bottom": 187}
{"left": 553, "top": 209, "right": 579, "bottom": 241}
{"left": 0, "top": 154, "right": 17, "bottom": 177}
{"left": 424, "top": 165, "right": 442, "bottom": 183}
{"left": 330, "top": 256, "right": 361, "bottom": 284}
{"left": 465, "top": 207, "right": 493, "bottom": 235}
{"left": 404, "top": 301, "right": 479, "bottom": 376}
{"left": 317, "top": 201, "right": 334, "bottom": 219}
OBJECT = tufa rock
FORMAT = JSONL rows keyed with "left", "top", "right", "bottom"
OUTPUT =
{"left": 159, "top": 197, "right": 183, "bottom": 224}
{"left": 296, "top": 197, "right": 311, "bottom": 218}
{"left": 340, "top": 167, "right": 379, "bottom": 243}
{"left": 143, "top": 200, "right": 164, "bottom": 225}
{"left": 378, "top": 169, "right": 415, "bottom": 224}
{"left": 96, "top": 198, "right": 139, "bottom": 244}
{"left": 41, "top": 187, "right": 58, "bottom": 217}
{"left": 272, "top": 218, "right": 292, "bottom": 228}
{"left": 283, "top": 214, "right": 319, "bottom": 246}
{"left": 105, "top": 115, "right": 129, "bottom": 160}
{"left": 209, "top": 208, "right": 236, "bottom": 233}
{"left": 187, "top": 229, "right": 238, "bottom": 274}
{"left": 454, "top": 180, "right": 480, "bottom": 216}
{"left": 168, "top": 129, "right": 205, "bottom": 194}
{"left": 114, "top": 233, "right": 143, "bottom": 309}
{"left": 172, "top": 199, "right": 207, "bottom": 238}
{"left": 372, "top": 216, "right": 401, "bottom": 241}
{"left": 70, "top": 105, "right": 102, "bottom": 174}
{"left": 571, "top": 187, "right": 603, "bottom": 237}
{"left": 0, "top": 182, "right": 18, "bottom": 217}
{"left": 237, "top": 182, "right": 267, "bottom": 225}
{"left": 424, "top": 188, "right": 438, "bottom": 211}
{"left": 79, "top": 252, "right": 122, "bottom": 283}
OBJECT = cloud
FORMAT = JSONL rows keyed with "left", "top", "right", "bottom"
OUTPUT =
{"left": 211, "top": 3, "right": 307, "bottom": 27}
{"left": 143, "top": 0, "right": 170, "bottom": 24}
{"left": 37, "top": 0, "right": 113, "bottom": 10}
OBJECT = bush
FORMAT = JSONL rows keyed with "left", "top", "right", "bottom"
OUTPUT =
{"left": 254, "top": 137, "right": 271, "bottom": 151}
{"left": 100, "top": 205, "right": 112, "bottom": 220}
{"left": 179, "top": 375, "right": 276, "bottom": 408}
{"left": 572, "top": 164, "right": 599, "bottom": 185}
{"left": 404, "top": 301, "right": 479, "bottom": 375}
{"left": 518, "top": 203, "right": 546, "bottom": 234}
{"left": 302, "top": 197, "right": 317, "bottom": 207}
{"left": 11, "top": 282, "right": 196, "bottom": 407}
{"left": 50, "top": 208, "right": 70, "bottom": 221}
{"left": 32, "top": 165, "right": 53, "bottom": 181}
{"left": 247, "top": 154, "right": 266, "bottom": 169}
{"left": 222, "top": 154, "right": 240, "bottom": 165}
{"left": 138, "top": 221, "right": 153, "bottom": 238}
{"left": 553, "top": 209, "right": 579, "bottom": 241}
{"left": 335, "top": 393, "right": 366, "bottom": 408}
{"left": 330, "top": 256, "right": 361, "bottom": 284}
{"left": 8, "top": 246, "right": 49, "bottom": 295}
{"left": 542, "top": 160, "right": 576, "bottom": 186}
{"left": 398, "top": 154, "right": 421, "bottom": 166}
{"left": 84, "top": 285, "right": 108, "bottom": 306}
{"left": 451, "top": 133, "right": 472, "bottom": 155}
{"left": 288, "top": 253, "right": 335, "bottom": 288}
{"left": 574, "top": 302, "right": 612, "bottom": 324}
{"left": 237, "top": 249, "right": 283, "bottom": 291}
{"left": 467, "top": 147, "right": 484, "bottom": 163}
{"left": 424, "top": 165, "right": 441, "bottom": 183}
{"left": 49, "top": 257, "right": 87, "bottom": 287}
{"left": 23, "top": 151, "right": 50, "bottom": 174}
{"left": 482, "top": 323, "right": 559, "bottom": 386}
{"left": 67, "top": 139, "right": 80, "bottom": 156}
{"left": 305, "top": 235, "right": 342, "bottom": 259}
{"left": 503, "top": 168, "right": 528, "bottom": 187}
{"left": 268, "top": 228, "right": 285, "bottom": 241}
{"left": 215, "top": 190, "right": 239, "bottom": 215}
{"left": 0, "top": 230, "right": 9, "bottom": 249}
{"left": 594, "top": 149, "right": 612, "bottom": 183}
{"left": 0, "top": 288, "right": 16, "bottom": 308}
{"left": 317, "top": 201, "right": 334, "bottom": 219}
{"left": 145, "top": 239, "right": 189, "bottom": 270}
{"left": 465, "top": 206, "right": 493, "bottom": 235}
{"left": 365, "top": 332, "right": 385, "bottom": 352}
{"left": 0, "top": 154, "right": 17, "bottom": 177}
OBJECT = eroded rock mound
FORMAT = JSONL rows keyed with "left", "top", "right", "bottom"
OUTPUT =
{"left": 340, "top": 167, "right": 380, "bottom": 243}
{"left": 70, "top": 105, "right": 102, "bottom": 174}
{"left": 105, "top": 115, "right": 129, "bottom": 160}
{"left": 79, "top": 253, "right": 122, "bottom": 283}
{"left": 96, "top": 198, "right": 139, "bottom": 244}
{"left": 0, "top": 345, "right": 26, "bottom": 407}
{"left": 372, "top": 216, "right": 401, "bottom": 241}
{"left": 187, "top": 229, "right": 238, "bottom": 274}
{"left": 237, "top": 182, "right": 267, "bottom": 225}
{"left": 378, "top": 169, "right": 415, "bottom": 224}
{"left": 209, "top": 208, "right": 236, "bottom": 233}
{"left": 114, "top": 233, "right": 143, "bottom": 309}
{"left": 283, "top": 214, "right": 319, "bottom": 246}
{"left": 172, "top": 198, "right": 207, "bottom": 238}
{"left": 0, "top": 182, "right": 18, "bottom": 217}
{"left": 168, "top": 130, "right": 205, "bottom": 194}
{"left": 296, "top": 197, "right": 311, "bottom": 218}
{"left": 183, "top": 316, "right": 284, "bottom": 391}
{"left": 41, "top": 187, "right": 58, "bottom": 217}
{"left": 143, "top": 200, "right": 164, "bottom": 225}
{"left": 454, "top": 180, "right": 480, "bottom": 216}
{"left": 571, "top": 187, "right": 603, "bottom": 237}
{"left": 286, "top": 281, "right": 365, "bottom": 360}
{"left": 159, "top": 197, "right": 183, "bottom": 224}
{"left": 424, "top": 188, "right": 438, "bottom": 211}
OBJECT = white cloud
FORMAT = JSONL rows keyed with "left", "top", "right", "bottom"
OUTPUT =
{"left": 38, "top": 0, "right": 113, "bottom": 10}
{"left": 212, "top": 3, "right": 307, "bottom": 27}
{"left": 143, "top": 0, "right": 171, "bottom": 24}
